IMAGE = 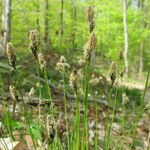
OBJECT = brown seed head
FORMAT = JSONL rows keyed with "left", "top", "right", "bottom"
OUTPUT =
{"left": 84, "top": 32, "right": 97, "bottom": 61}
{"left": 120, "top": 68, "right": 126, "bottom": 78}
{"left": 59, "top": 55, "right": 67, "bottom": 63}
{"left": 46, "top": 115, "right": 55, "bottom": 144}
{"left": 87, "top": 6, "right": 95, "bottom": 32}
{"left": 90, "top": 78, "right": 100, "bottom": 86}
{"left": 87, "top": 6, "right": 94, "bottom": 23}
{"left": 6, "top": 43, "right": 16, "bottom": 69}
{"left": 69, "top": 68, "right": 80, "bottom": 92}
{"left": 122, "top": 93, "right": 129, "bottom": 105}
{"left": 29, "top": 29, "right": 40, "bottom": 58}
{"left": 109, "top": 62, "right": 116, "bottom": 87}
{"left": 29, "top": 87, "right": 35, "bottom": 98}
{"left": 9, "top": 85, "right": 19, "bottom": 101}
{"left": 89, "top": 19, "right": 95, "bottom": 33}
{"left": 38, "top": 53, "right": 46, "bottom": 70}
{"left": 110, "top": 62, "right": 116, "bottom": 73}
{"left": 78, "top": 58, "right": 86, "bottom": 68}
{"left": 56, "top": 56, "right": 70, "bottom": 72}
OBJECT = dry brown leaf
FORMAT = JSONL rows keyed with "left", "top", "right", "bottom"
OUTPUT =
{"left": 13, "top": 141, "right": 29, "bottom": 150}
{"left": 24, "top": 135, "right": 34, "bottom": 149}
{"left": 136, "top": 127, "right": 148, "bottom": 137}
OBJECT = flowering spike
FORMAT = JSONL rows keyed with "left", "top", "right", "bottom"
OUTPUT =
{"left": 29, "top": 29, "right": 40, "bottom": 59}
{"left": 109, "top": 62, "right": 116, "bottom": 87}
{"left": 38, "top": 53, "right": 46, "bottom": 70}
{"left": 84, "top": 32, "right": 97, "bottom": 61}
{"left": 6, "top": 43, "right": 16, "bottom": 69}
{"left": 56, "top": 55, "right": 70, "bottom": 72}
{"left": 46, "top": 115, "right": 55, "bottom": 144}
{"left": 9, "top": 85, "right": 19, "bottom": 101}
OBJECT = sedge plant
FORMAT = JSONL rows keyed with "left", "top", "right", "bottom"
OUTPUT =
{"left": 56, "top": 55, "right": 70, "bottom": 149}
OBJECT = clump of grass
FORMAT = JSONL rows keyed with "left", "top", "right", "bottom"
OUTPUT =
{"left": 81, "top": 5, "right": 97, "bottom": 149}
{"left": 120, "top": 92, "right": 129, "bottom": 148}
{"left": 28, "top": 29, "right": 43, "bottom": 120}
{"left": 37, "top": 52, "right": 53, "bottom": 115}
{"left": 56, "top": 55, "right": 70, "bottom": 148}
{"left": 129, "top": 64, "right": 150, "bottom": 149}
{"left": 3, "top": 4, "right": 150, "bottom": 150}
{"left": 69, "top": 68, "right": 81, "bottom": 149}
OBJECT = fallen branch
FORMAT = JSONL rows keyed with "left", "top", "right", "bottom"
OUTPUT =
{"left": 0, "top": 75, "right": 110, "bottom": 108}
{"left": 26, "top": 75, "right": 110, "bottom": 108}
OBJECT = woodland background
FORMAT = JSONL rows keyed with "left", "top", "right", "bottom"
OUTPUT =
{"left": 0, "top": 0, "right": 150, "bottom": 76}
{"left": 0, "top": 0, "right": 150, "bottom": 150}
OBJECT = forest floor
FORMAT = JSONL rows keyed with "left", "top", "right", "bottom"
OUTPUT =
{"left": 0, "top": 91, "right": 149, "bottom": 150}
{"left": 0, "top": 53, "right": 150, "bottom": 150}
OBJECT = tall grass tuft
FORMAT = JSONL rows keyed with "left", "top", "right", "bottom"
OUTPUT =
{"left": 69, "top": 68, "right": 81, "bottom": 149}
{"left": 130, "top": 64, "right": 150, "bottom": 149}
{"left": 56, "top": 55, "right": 70, "bottom": 149}
{"left": 81, "top": 5, "right": 97, "bottom": 149}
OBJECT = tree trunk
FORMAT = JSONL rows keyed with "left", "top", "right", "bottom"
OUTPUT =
{"left": 60, "top": 0, "right": 64, "bottom": 42}
{"left": 72, "top": 0, "right": 77, "bottom": 49}
{"left": 1, "top": 0, "right": 11, "bottom": 56}
{"left": 139, "top": 0, "right": 146, "bottom": 78}
{"left": 44, "top": 0, "right": 49, "bottom": 50}
{"left": 122, "top": 0, "right": 129, "bottom": 75}
{"left": 36, "top": 0, "right": 40, "bottom": 31}
{"left": 139, "top": 42, "right": 144, "bottom": 77}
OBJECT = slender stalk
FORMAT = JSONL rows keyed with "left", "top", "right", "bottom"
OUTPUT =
{"left": 104, "top": 88, "right": 113, "bottom": 146}
{"left": 130, "top": 65, "right": 150, "bottom": 149}
{"left": 12, "top": 100, "right": 16, "bottom": 119}
{"left": 36, "top": 62, "right": 42, "bottom": 120}
{"left": 12, "top": 69, "right": 19, "bottom": 118}
{"left": 121, "top": 99, "right": 126, "bottom": 149}
{"left": 43, "top": 68, "right": 53, "bottom": 114}
{"left": 75, "top": 91, "right": 80, "bottom": 149}
{"left": 94, "top": 94, "right": 98, "bottom": 150}
{"left": 4, "top": 109, "right": 14, "bottom": 141}
{"left": 62, "top": 71, "right": 70, "bottom": 149}
{"left": 83, "top": 61, "right": 91, "bottom": 150}
{"left": 146, "top": 131, "right": 150, "bottom": 150}
{"left": 44, "top": 68, "right": 52, "bottom": 101}
{"left": 106, "top": 87, "right": 118, "bottom": 150}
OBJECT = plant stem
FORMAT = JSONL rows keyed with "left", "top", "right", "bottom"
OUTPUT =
{"left": 83, "top": 61, "right": 91, "bottom": 150}
{"left": 36, "top": 62, "right": 42, "bottom": 120}
{"left": 106, "top": 87, "right": 118, "bottom": 150}
{"left": 121, "top": 102, "right": 125, "bottom": 149}
{"left": 75, "top": 91, "right": 80, "bottom": 149}
{"left": 62, "top": 71, "right": 70, "bottom": 149}
{"left": 44, "top": 68, "right": 53, "bottom": 114}
{"left": 130, "top": 64, "right": 150, "bottom": 149}
{"left": 20, "top": 94, "right": 37, "bottom": 150}
{"left": 94, "top": 94, "right": 98, "bottom": 150}
{"left": 104, "top": 88, "right": 112, "bottom": 147}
